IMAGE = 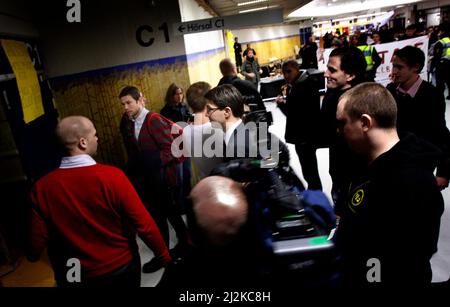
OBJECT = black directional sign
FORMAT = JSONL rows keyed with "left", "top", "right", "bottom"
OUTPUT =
{"left": 173, "top": 9, "right": 283, "bottom": 36}
{"left": 174, "top": 17, "right": 225, "bottom": 36}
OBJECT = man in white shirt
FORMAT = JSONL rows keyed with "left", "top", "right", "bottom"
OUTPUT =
{"left": 183, "top": 82, "right": 223, "bottom": 183}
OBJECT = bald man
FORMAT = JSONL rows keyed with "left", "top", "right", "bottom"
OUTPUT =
{"left": 28, "top": 116, "right": 171, "bottom": 287}
{"left": 218, "top": 58, "right": 265, "bottom": 111}
{"left": 158, "top": 176, "right": 273, "bottom": 287}
{"left": 190, "top": 176, "right": 248, "bottom": 247}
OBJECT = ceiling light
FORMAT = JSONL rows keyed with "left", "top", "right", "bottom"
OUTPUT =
{"left": 289, "top": 0, "right": 421, "bottom": 18}
{"left": 237, "top": 0, "right": 270, "bottom": 6}
{"left": 239, "top": 5, "right": 278, "bottom": 14}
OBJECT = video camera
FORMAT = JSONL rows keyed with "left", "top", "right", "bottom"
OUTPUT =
{"left": 210, "top": 158, "right": 334, "bottom": 251}
{"left": 210, "top": 155, "right": 337, "bottom": 284}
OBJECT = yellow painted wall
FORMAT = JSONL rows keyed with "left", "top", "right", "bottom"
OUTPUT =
{"left": 246, "top": 35, "right": 301, "bottom": 65}
{"left": 187, "top": 49, "right": 225, "bottom": 87}
{"left": 51, "top": 60, "right": 190, "bottom": 167}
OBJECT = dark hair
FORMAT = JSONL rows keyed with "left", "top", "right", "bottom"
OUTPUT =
{"left": 164, "top": 83, "right": 184, "bottom": 106}
{"left": 340, "top": 82, "right": 397, "bottom": 129}
{"left": 119, "top": 86, "right": 140, "bottom": 101}
{"left": 406, "top": 24, "right": 417, "bottom": 31}
{"left": 357, "top": 33, "right": 368, "bottom": 45}
{"left": 439, "top": 22, "right": 450, "bottom": 37}
{"left": 329, "top": 47, "right": 367, "bottom": 86}
{"left": 204, "top": 84, "right": 244, "bottom": 118}
{"left": 281, "top": 59, "right": 299, "bottom": 71}
{"left": 186, "top": 82, "right": 211, "bottom": 113}
{"left": 394, "top": 46, "right": 425, "bottom": 72}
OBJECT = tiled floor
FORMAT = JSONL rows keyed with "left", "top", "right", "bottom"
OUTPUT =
{"left": 1, "top": 99, "right": 449, "bottom": 287}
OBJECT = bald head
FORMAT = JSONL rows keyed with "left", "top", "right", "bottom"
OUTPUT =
{"left": 190, "top": 176, "right": 248, "bottom": 246}
{"left": 56, "top": 116, "right": 97, "bottom": 156}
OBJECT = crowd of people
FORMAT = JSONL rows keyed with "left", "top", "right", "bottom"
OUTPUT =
{"left": 26, "top": 22, "right": 450, "bottom": 288}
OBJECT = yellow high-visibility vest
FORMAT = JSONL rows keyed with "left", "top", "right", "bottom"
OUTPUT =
{"left": 358, "top": 45, "right": 374, "bottom": 70}
{"left": 438, "top": 37, "right": 450, "bottom": 60}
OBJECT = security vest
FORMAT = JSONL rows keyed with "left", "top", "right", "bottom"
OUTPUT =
{"left": 358, "top": 45, "right": 374, "bottom": 70}
{"left": 438, "top": 37, "right": 450, "bottom": 60}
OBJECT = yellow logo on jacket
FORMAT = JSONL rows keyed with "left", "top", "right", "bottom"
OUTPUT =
{"left": 351, "top": 189, "right": 365, "bottom": 207}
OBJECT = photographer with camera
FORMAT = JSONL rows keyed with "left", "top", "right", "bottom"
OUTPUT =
{"left": 158, "top": 176, "right": 273, "bottom": 287}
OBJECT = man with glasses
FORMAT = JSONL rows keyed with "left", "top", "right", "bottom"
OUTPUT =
{"left": 204, "top": 84, "right": 252, "bottom": 160}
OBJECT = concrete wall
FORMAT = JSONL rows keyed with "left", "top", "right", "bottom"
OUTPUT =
{"left": 37, "top": 0, "right": 191, "bottom": 166}
{"left": 0, "top": 0, "right": 38, "bottom": 38}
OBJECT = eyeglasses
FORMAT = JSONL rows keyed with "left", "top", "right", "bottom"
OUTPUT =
{"left": 206, "top": 105, "right": 222, "bottom": 115}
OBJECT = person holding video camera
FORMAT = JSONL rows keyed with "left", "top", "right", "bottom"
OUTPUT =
{"left": 158, "top": 175, "right": 273, "bottom": 287}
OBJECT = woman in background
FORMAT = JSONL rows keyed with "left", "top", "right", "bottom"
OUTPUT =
{"left": 161, "top": 83, "right": 190, "bottom": 123}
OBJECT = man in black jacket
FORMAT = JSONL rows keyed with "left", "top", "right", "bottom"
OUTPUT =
{"left": 387, "top": 46, "right": 450, "bottom": 191}
{"left": 320, "top": 47, "right": 367, "bottom": 202}
{"left": 276, "top": 60, "right": 322, "bottom": 190}
{"left": 336, "top": 82, "right": 444, "bottom": 286}
{"left": 218, "top": 58, "right": 265, "bottom": 111}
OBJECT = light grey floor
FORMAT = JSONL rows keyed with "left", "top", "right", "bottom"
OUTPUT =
{"left": 138, "top": 97, "right": 450, "bottom": 286}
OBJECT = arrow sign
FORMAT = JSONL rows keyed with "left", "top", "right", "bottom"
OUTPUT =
{"left": 173, "top": 9, "right": 283, "bottom": 36}
{"left": 174, "top": 17, "right": 225, "bottom": 36}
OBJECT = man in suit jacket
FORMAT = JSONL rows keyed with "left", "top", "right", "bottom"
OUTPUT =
{"left": 276, "top": 60, "right": 322, "bottom": 190}
{"left": 387, "top": 46, "right": 450, "bottom": 191}
{"left": 204, "top": 84, "right": 253, "bottom": 161}
{"left": 218, "top": 58, "right": 265, "bottom": 111}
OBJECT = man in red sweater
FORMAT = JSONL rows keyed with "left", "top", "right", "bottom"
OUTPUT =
{"left": 28, "top": 116, "right": 171, "bottom": 287}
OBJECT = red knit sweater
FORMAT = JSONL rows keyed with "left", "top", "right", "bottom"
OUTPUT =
{"left": 29, "top": 164, "right": 171, "bottom": 279}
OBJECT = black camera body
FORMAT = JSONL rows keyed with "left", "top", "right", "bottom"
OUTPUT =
{"left": 211, "top": 157, "right": 336, "bottom": 282}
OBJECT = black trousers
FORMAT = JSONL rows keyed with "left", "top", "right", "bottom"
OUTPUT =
{"left": 235, "top": 55, "right": 242, "bottom": 70}
{"left": 144, "top": 185, "right": 189, "bottom": 249}
{"left": 436, "top": 59, "right": 450, "bottom": 97}
{"left": 295, "top": 143, "right": 322, "bottom": 191}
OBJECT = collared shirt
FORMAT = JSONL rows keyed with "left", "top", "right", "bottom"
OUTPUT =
{"left": 397, "top": 76, "right": 422, "bottom": 98}
{"left": 132, "top": 107, "right": 150, "bottom": 140}
{"left": 60, "top": 154, "right": 96, "bottom": 169}
{"left": 225, "top": 119, "right": 243, "bottom": 145}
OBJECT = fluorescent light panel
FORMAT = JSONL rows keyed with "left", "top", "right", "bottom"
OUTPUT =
{"left": 237, "top": 0, "right": 270, "bottom": 7}
{"left": 239, "top": 5, "right": 278, "bottom": 14}
{"left": 330, "top": 11, "right": 388, "bottom": 22}
{"left": 289, "top": 0, "right": 422, "bottom": 18}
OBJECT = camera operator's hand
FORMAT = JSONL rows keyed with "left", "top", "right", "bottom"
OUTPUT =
{"left": 276, "top": 95, "right": 285, "bottom": 105}
{"left": 436, "top": 176, "right": 449, "bottom": 190}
